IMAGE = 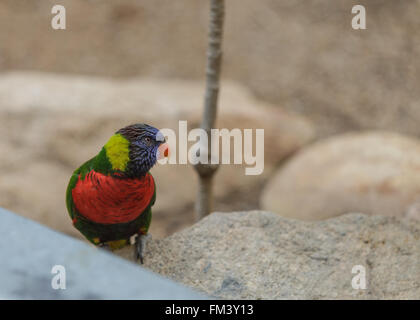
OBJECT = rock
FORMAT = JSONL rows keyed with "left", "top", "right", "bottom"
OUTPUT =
{"left": 0, "top": 71, "right": 314, "bottom": 238}
{"left": 405, "top": 200, "right": 420, "bottom": 222}
{"left": 261, "top": 132, "right": 420, "bottom": 220}
{"left": 0, "top": 207, "right": 206, "bottom": 300}
{"left": 124, "top": 210, "right": 420, "bottom": 299}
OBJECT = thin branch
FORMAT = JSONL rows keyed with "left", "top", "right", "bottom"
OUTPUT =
{"left": 194, "top": 0, "right": 225, "bottom": 220}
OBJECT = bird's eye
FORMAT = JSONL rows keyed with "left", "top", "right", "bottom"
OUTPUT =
{"left": 143, "top": 137, "right": 153, "bottom": 146}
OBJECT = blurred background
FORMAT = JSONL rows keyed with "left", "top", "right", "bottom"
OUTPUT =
{"left": 1, "top": 0, "right": 420, "bottom": 241}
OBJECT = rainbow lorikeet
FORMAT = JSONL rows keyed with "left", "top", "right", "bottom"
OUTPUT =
{"left": 66, "top": 124, "right": 168, "bottom": 263}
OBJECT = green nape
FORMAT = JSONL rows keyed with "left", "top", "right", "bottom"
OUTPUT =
{"left": 103, "top": 133, "right": 130, "bottom": 172}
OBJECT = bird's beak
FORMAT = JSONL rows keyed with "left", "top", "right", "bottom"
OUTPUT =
{"left": 157, "top": 143, "right": 169, "bottom": 160}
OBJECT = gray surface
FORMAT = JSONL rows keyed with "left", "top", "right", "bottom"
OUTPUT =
{"left": 0, "top": 207, "right": 207, "bottom": 299}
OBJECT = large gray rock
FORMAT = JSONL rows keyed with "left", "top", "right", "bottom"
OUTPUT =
{"left": 124, "top": 211, "right": 420, "bottom": 299}
{"left": 261, "top": 132, "right": 420, "bottom": 221}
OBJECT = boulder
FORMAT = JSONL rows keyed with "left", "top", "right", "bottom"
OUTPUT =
{"left": 0, "top": 71, "right": 314, "bottom": 238}
{"left": 122, "top": 210, "right": 420, "bottom": 299}
{"left": 261, "top": 132, "right": 420, "bottom": 221}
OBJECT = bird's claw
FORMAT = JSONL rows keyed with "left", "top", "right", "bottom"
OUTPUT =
{"left": 99, "top": 242, "right": 112, "bottom": 252}
{"left": 134, "top": 233, "right": 151, "bottom": 264}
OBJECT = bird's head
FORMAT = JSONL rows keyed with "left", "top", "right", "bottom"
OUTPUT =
{"left": 104, "top": 123, "right": 168, "bottom": 177}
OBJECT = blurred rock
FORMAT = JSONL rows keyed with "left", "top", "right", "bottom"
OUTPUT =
{"left": 405, "top": 200, "right": 420, "bottom": 222}
{"left": 118, "top": 211, "right": 420, "bottom": 299}
{"left": 1, "top": 1, "right": 420, "bottom": 137}
{"left": 0, "top": 207, "right": 206, "bottom": 300}
{"left": 0, "top": 71, "right": 314, "bottom": 238}
{"left": 261, "top": 132, "right": 420, "bottom": 220}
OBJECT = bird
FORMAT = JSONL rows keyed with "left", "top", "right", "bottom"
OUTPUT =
{"left": 66, "top": 123, "right": 168, "bottom": 263}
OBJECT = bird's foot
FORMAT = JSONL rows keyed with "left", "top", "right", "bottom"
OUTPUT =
{"left": 98, "top": 242, "right": 112, "bottom": 252}
{"left": 134, "top": 233, "right": 152, "bottom": 264}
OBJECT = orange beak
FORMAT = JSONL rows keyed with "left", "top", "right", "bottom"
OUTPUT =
{"left": 158, "top": 143, "right": 169, "bottom": 160}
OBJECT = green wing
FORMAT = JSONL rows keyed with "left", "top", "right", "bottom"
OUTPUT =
{"left": 66, "top": 156, "right": 95, "bottom": 220}
{"left": 66, "top": 147, "right": 116, "bottom": 219}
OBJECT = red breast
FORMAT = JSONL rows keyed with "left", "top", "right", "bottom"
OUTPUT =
{"left": 72, "top": 171, "right": 155, "bottom": 224}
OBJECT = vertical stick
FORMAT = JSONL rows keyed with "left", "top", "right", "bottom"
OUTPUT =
{"left": 202, "top": 0, "right": 224, "bottom": 133}
{"left": 194, "top": 0, "right": 225, "bottom": 220}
